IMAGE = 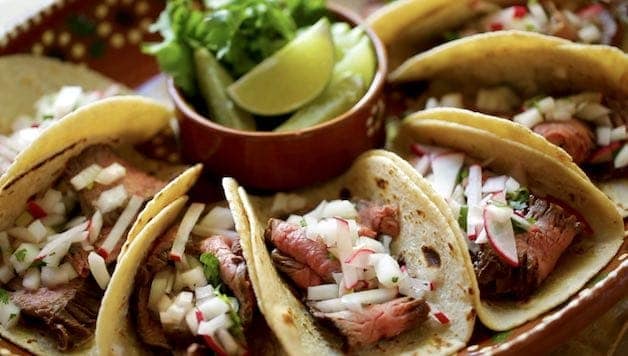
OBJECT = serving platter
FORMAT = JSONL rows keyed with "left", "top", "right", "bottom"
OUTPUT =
{"left": 0, "top": 0, "right": 625, "bottom": 355}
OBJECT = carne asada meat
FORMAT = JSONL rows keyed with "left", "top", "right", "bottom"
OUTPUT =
{"left": 356, "top": 200, "right": 401, "bottom": 237}
{"left": 64, "top": 144, "right": 167, "bottom": 225}
{"left": 472, "top": 195, "right": 582, "bottom": 299}
{"left": 10, "top": 277, "right": 101, "bottom": 350}
{"left": 313, "top": 297, "right": 429, "bottom": 349}
{"left": 533, "top": 120, "right": 595, "bottom": 164}
{"left": 265, "top": 219, "right": 341, "bottom": 282}
{"left": 271, "top": 249, "right": 325, "bottom": 289}
{"left": 199, "top": 235, "right": 255, "bottom": 326}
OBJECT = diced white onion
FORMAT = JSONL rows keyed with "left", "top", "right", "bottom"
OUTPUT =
{"left": 369, "top": 254, "right": 402, "bottom": 288}
{"left": 577, "top": 102, "right": 610, "bottom": 121}
{"left": 52, "top": 86, "right": 83, "bottom": 118}
{"left": 186, "top": 308, "right": 201, "bottom": 335}
{"left": 94, "top": 185, "right": 128, "bottom": 214}
{"left": 340, "top": 288, "right": 398, "bottom": 307}
{"left": 22, "top": 267, "right": 40, "bottom": 291}
{"left": 157, "top": 295, "right": 173, "bottom": 314}
{"left": 197, "top": 313, "right": 233, "bottom": 336}
{"left": 440, "top": 93, "right": 464, "bottom": 108}
{"left": 195, "top": 285, "right": 216, "bottom": 304}
{"left": 88, "top": 251, "right": 110, "bottom": 289}
{"left": 475, "top": 87, "right": 520, "bottom": 113}
{"left": 160, "top": 303, "right": 187, "bottom": 328}
{"left": 174, "top": 291, "right": 195, "bottom": 311}
{"left": 431, "top": 153, "right": 465, "bottom": 198}
{"left": 89, "top": 210, "right": 103, "bottom": 243}
{"left": 198, "top": 206, "right": 234, "bottom": 230}
{"left": 170, "top": 203, "right": 206, "bottom": 261}
{"left": 39, "top": 189, "right": 62, "bottom": 213}
{"left": 355, "top": 236, "right": 385, "bottom": 253}
{"left": 198, "top": 297, "right": 230, "bottom": 321}
{"left": 41, "top": 262, "right": 78, "bottom": 288}
{"left": 614, "top": 144, "right": 628, "bottom": 169}
{"left": 65, "top": 216, "right": 86, "bottom": 229}
{"left": 505, "top": 177, "right": 520, "bottom": 192}
{"left": 547, "top": 99, "right": 575, "bottom": 121}
{"left": 578, "top": 24, "right": 601, "bottom": 43}
{"left": 307, "top": 284, "right": 339, "bottom": 301}
{"left": 98, "top": 195, "right": 143, "bottom": 258}
{"left": 535, "top": 97, "right": 555, "bottom": 114}
{"left": 513, "top": 107, "right": 543, "bottom": 128}
{"left": 149, "top": 268, "right": 175, "bottom": 311}
{"left": 596, "top": 126, "right": 612, "bottom": 146}
{"left": 320, "top": 200, "right": 358, "bottom": 219}
{"left": 7, "top": 227, "right": 37, "bottom": 243}
{"left": 482, "top": 175, "right": 507, "bottom": 193}
{"left": 270, "top": 193, "right": 307, "bottom": 215}
{"left": 0, "top": 300, "right": 20, "bottom": 329}
{"left": 610, "top": 126, "right": 627, "bottom": 142}
{"left": 70, "top": 164, "right": 103, "bottom": 191}
{"left": 41, "top": 214, "right": 65, "bottom": 227}
{"left": 0, "top": 265, "right": 15, "bottom": 284}
{"left": 412, "top": 154, "right": 431, "bottom": 176}
{"left": 178, "top": 266, "right": 208, "bottom": 290}
{"left": 9, "top": 243, "right": 40, "bottom": 274}
{"left": 95, "top": 163, "right": 126, "bottom": 185}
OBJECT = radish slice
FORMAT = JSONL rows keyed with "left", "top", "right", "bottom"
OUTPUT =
{"left": 88, "top": 251, "right": 110, "bottom": 289}
{"left": 431, "top": 153, "right": 464, "bottom": 198}
{"left": 475, "top": 227, "right": 488, "bottom": 244}
{"left": 410, "top": 144, "right": 450, "bottom": 158}
{"left": 94, "top": 163, "right": 126, "bottom": 185}
{"left": 198, "top": 206, "right": 234, "bottom": 230}
{"left": 94, "top": 185, "right": 128, "bottom": 214}
{"left": 70, "top": 164, "right": 103, "bottom": 191}
{"left": 170, "top": 203, "right": 206, "bottom": 261}
{"left": 433, "top": 311, "right": 450, "bottom": 324}
{"left": 340, "top": 288, "right": 397, "bottom": 307}
{"left": 307, "top": 284, "right": 339, "bottom": 301}
{"left": 98, "top": 195, "right": 143, "bottom": 259}
{"left": 465, "top": 165, "right": 482, "bottom": 206}
{"left": 482, "top": 175, "right": 507, "bottom": 193}
{"left": 345, "top": 248, "right": 375, "bottom": 267}
{"left": 484, "top": 205, "right": 519, "bottom": 267}
{"left": 89, "top": 210, "right": 103, "bottom": 243}
{"left": 178, "top": 266, "right": 208, "bottom": 290}
{"left": 355, "top": 237, "right": 385, "bottom": 253}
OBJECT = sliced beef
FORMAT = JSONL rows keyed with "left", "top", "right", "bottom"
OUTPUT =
{"left": 67, "top": 226, "right": 118, "bottom": 277}
{"left": 132, "top": 224, "right": 178, "bottom": 350}
{"left": 271, "top": 249, "right": 324, "bottom": 289}
{"left": 473, "top": 195, "right": 582, "bottom": 299}
{"left": 10, "top": 277, "right": 101, "bottom": 350}
{"left": 312, "top": 297, "right": 429, "bottom": 349}
{"left": 356, "top": 200, "right": 401, "bottom": 237}
{"left": 265, "top": 219, "right": 340, "bottom": 283}
{"left": 199, "top": 235, "right": 255, "bottom": 327}
{"left": 533, "top": 119, "right": 594, "bottom": 164}
{"left": 64, "top": 144, "right": 167, "bottom": 225}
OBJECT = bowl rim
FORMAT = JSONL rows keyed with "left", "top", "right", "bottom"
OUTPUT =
{"left": 169, "top": 2, "right": 388, "bottom": 139}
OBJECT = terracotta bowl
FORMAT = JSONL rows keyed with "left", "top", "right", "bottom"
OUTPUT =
{"left": 171, "top": 3, "right": 388, "bottom": 190}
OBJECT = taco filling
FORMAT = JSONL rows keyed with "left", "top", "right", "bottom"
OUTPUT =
{"left": 0, "top": 144, "right": 166, "bottom": 350}
{"left": 444, "top": 1, "right": 624, "bottom": 46}
{"left": 408, "top": 144, "right": 586, "bottom": 299}
{"left": 130, "top": 204, "right": 253, "bottom": 355}
{"left": 0, "top": 86, "right": 120, "bottom": 174}
{"left": 264, "top": 198, "right": 447, "bottom": 349}
{"left": 399, "top": 90, "right": 628, "bottom": 179}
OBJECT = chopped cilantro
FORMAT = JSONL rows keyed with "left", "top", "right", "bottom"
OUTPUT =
{"left": 200, "top": 252, "right": 221, "bottom": 286}
{"left": 458, "top": 205, "right": 468, "bottom": 230}
{"left": 14, "top": 249, "right": 27, "bottom": 262}
{"left": 327, "top": 252, "right": 337, "bottom": 261}
{"left": 456, "top": 167, "right": 469, "bottom": 184}
{"left": 507, "top": 188, "right": 530, "bottom": 211}
{"left": 32, "top": 260, "right": 47, "bottom": 268}
{"left": 0, "top": 289, "right": 9, "bottom": 304}
{"left": 8, "top": 313, "right": 16, "bottom": 320}
{"left": 216, "top": 292, "right": 244, "bottom": 340}
{"left": 299, "top": 218, "right": 307, "bottom": 227}
{"left": 392, "top": 276, "right": 398, "bottom": 283}
{"left": 42, "top": 114, "right": 54, "bottom": 120}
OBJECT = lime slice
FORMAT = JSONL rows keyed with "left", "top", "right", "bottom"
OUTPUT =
{"left": 227, "top": 18, "right": 335, "bottom": 116}
{"left": 334, "top": 35, "right": 376, "bottom": 87}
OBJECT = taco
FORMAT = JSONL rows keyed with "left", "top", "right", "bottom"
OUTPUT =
{"left": 232, "top": 150, "right": 475, "bottom": 355}
{"left": 0, "top": 96, "right": 202, "bottom": 354}
{"left": 0, "top": 54, "right": 126, "bottom": 178}
{"left": 388, "top": 110, "right": 624, "bottom": 330}
{"left": 95, "top": 188, "right": 280, "bottom": 355}
{"left": 367, "top": 0, "right": 627, "bottom": 68}
{"left": 387, "top": 31, "right": 628, "bottom": 216}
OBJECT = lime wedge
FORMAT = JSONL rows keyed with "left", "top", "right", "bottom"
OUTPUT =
{"left": 227, "top": 18, "right": 335, "bottom": 116}
{"left": 334, "top": 35, "right": 376, "bottom": 87}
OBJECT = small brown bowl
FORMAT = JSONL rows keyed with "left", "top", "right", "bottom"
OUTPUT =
{"left": 171, "top": 3, "right": 388, "bottom": 191}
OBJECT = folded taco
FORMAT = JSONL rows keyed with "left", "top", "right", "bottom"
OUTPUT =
{"left": 0, "top": 54, "right": 126, "bottom": 179}
{"left": 367, "top": 0, "right": 626, "bottom": 67}
{"left": 0, "top": 96, "right": 201, "bottom": 354}
{"left": 233, "top": 150, "right": 475, "bottom": 354}
{"left": 96, "top": 188, "right": 279, "bottom": 355}
{"left": 389, "top": 110, "right": 624, "bottom": 330}
{"left": 388, "top": 31, "right": 628, "bottom": 216}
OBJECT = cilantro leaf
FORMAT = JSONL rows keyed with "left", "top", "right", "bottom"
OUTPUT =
{"left": 215, "top": 292, "right": 244, "bottom": 340}
{"left": 507, "top": 188, "right": 530, "bottom": 211}
{"left": 0, "top": 289, "right": 9, "bottom": 304}
{"left": 14, "top": 249, "right": 26, "bottom": 262}
{"left": 458, "top": 205, "right": 468, "bottom": 230}
{"left": 200, "top": 252, "right": 222, "bottom": 286}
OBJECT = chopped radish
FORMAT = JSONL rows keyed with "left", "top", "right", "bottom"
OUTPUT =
{"left": 340, "top": 288, "right": 398, "bottom": 307}
{"left": 26, "top": 201, "right": 46, "bottom": 219}
{"left": 198, "top": 206, "right": 234, "bottom": 230}
{"left": 466, "top": 205, "right": 483, "bottom": 240}
{"left": 514, "top": 107, "right": 543, "bottom": 128}
{"left": 345, "top": 248, "right": 375, "bottom": 268}
{"left": 9, "top": 243, "right": 40, "bottom": 274}
{"left": 186, "top": 307, "right": 201, "bottom": 335}
{"left": 202, "top": 334, "right": 228, "bottom": 356}
{"left": 94, "top": 163, "right": 126, "bottom": 185}
{"left": 89, "top": 210, "right": 103, "bottom": 243}
{"left": 38, "top": 222, "right": 88, "bottom": 266}
{"left": 475, "top": 227, "right": 488, "bottom": 244}
{"left": 88, "top": 251, "right": 110, "bottom": 289}
{"left": 484, "top": 205, "right": 519, "bottom": 267}
{"left": 482, "top": 175, "right": 507, "bottom": 193}
{"left": 370, "top": 253, "right": 402, "bottom": 288}
{"left": 614, "top": 144, "right": 628, "bottom": 169}
{"left": 41, "top": 262, "right": 78, "bottom": 288}
{"left": 94, "top": 184, "right": 128, "bottom": 214}
{"left": 198, "top": 313, "right": 233, "bottom": 336}
{"left": 335, "top": 218, "right": 353, "bottom": 260}
{"left": 431, "top": 153, "right": 465, "bottom": 198}
{"left": 22, "top": 267, "right": 40, "bottom": 290}
{"left": 512, "top": 5, "right": 527, "bottom": 18}
{"left": 342, "top": 264, "right": 360, "bottom": 289}
{"left": 98, "top": 195, "right": 143, "bottom": 259}
{"left": 170, "top": 203, "right": 206, "bottom": 261}
{"left": 596, "top": 126, "right": 612, "bottom": 146}
{"left": 70, "top": 164, "right": 103, "bottom": 191}
{"left": 433, "top": 311, "right": 450, "bottom": 324}
{"left": 307, "top": 284, "right": 339, "bottom": 301}
{"left": 588, "top": 141, "right": 623, "bottom": 164}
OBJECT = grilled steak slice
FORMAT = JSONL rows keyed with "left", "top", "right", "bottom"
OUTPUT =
{"left": 533, "top": 120, "right": 594, "bottom": 164}
{"left": 10, "top": 277, "right": 101, "bottom": 350}
{"left": 312, "top": 297, "right": 429, "bottom": 349}
{"left": 265, "top": 219, "right": 340, "bottom": 282}
{"left": 132, "top": 224, "right": 178, "bottom": 349}
{"left": 271, "top": 248, "right": 324, "bottom": 289}
{"left": 356, "top": 200, "right": 400, "bottom": 237}
{"left": 199, "top": 235, "right": 255, "bottom": 327}
{"left": 64, "top": 144, "right": 167, "bottom": 225}
{"left": 473, "top": 195, "right": 582, "bottom": 299}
